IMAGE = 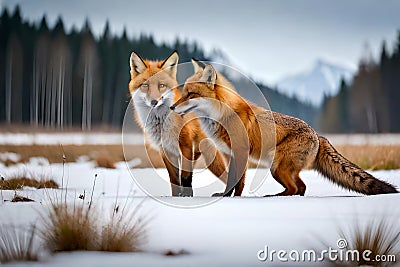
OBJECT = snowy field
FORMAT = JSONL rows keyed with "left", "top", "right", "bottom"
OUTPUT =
{"left": 0, "top": 159, "right": 399, "bottom": 266}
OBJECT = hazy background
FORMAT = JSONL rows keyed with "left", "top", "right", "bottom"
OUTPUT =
{"left": 0, "top": 1, "right": 399, "bottom": 133}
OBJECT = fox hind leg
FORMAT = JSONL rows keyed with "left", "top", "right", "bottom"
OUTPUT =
{"left": 271, "top": 167, "right": 298, "bottom": 196}
{"left": 294, "top": 175, "right": 306, "bottom": 196}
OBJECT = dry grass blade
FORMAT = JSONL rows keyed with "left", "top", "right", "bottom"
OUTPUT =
{"left": 0, "top": 224, "right": 39, "bottom": 263}
{"left": 335, "top": 217, "right": 400, "bottom": 266}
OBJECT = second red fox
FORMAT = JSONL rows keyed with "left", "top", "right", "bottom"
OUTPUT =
{"left": 171, "top": 59, "right": 398, "bottom": 197}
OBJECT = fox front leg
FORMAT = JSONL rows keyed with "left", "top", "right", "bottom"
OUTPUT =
{"left": 179, "top": 150, "right": 194, "bottom": 197}
{"left": 212, "top": 154, "right": 239, "bottom": 197}
{"left": 180, "top": 172, "right": 193, "bottom": 197}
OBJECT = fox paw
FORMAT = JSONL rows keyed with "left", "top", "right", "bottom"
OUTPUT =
{"left": 212, "top": 192, "right": 231, "bottom": 197}
{"left": 179, "top": 187, "right": 193, "bottom": 197}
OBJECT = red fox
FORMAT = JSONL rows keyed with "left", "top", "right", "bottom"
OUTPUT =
{"left": 170, "top": 59, "right": 398, "bottom": 197}
{"left": 128, "top": 51, "right": 227, "bottom": 196}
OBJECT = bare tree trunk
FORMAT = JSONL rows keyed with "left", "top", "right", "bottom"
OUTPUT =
{"left": 5, "top": 48, "right": 12, "bottom": 123}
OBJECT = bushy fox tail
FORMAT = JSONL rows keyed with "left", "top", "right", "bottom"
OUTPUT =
{"left": 314, "top": 136, "right": 397, "bottom": 195}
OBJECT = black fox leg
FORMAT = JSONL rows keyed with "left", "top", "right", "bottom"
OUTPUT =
{"left": 180, "top": 152, "right": 194, "bottom": 197}
{"left": 180, "top": 171, "right": 193, "bottom": 197}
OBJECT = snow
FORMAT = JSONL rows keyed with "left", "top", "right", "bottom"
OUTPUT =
{"left": 0, "top": 152, "right": 21, "bottom": 163}
{"left": 0, "top": 133, "right": 144, "bottom": 145}
{"left": 276, "top": 60, "right": 355, "bottom": 106}
{"left": 0, "top": 160, "right": 399, "bottom": 266}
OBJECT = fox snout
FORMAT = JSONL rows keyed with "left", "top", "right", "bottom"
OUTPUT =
{"left": 170, "top": 97, "right": 187, "bottom": 113}
{"left": 151, "top": 99, "right": 158, "bottom": 107}
{"left": 146, "top": 96, "right": 164, "bottom": 108}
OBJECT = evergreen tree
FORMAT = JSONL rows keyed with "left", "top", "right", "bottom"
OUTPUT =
{"left": 0, "top": 9, "right": 11, "bottom": 121}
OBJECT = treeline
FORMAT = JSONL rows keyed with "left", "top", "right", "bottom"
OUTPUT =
{"left": 0, "top": 6, "right": 317, "bottom": 130}
{"left": 0, "top": 6, "right": 207, "bottom": 129}
{"left": 319, "top": 33, "right": 400, "bottom": 133}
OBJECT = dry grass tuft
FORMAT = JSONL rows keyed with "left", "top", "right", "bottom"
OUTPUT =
{"left": 100, "top": 201, "right": 147, "bottom": 252}
{"left": 334, "top": 217, "right": 400, "bottom": 266}
{"left": 0, "top": 224, "right": 40, "bottom": 263}
{"left": 40, "top": 200, "right": 98, "bottom": 252}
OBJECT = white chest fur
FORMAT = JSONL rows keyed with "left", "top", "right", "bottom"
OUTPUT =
{"left": 133, "top": 94, "right": 180, "bottom": 155}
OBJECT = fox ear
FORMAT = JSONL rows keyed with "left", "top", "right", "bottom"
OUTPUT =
{"left": 161, "top": 50, "right": 179, "bottom": 78}
{"left": 192, "top": 58, "right": 206, "bottom": 73}
{"left": 200, "top": 64, "right": 217, "bottom": 88}
{"left": 130, "top": 52, "right": 147, "bottom": 76}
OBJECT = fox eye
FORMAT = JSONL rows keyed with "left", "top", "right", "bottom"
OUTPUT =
{"left": 159, "top": 83, "right": 166, "bottom": 89}
{"left": 141, "top": 83, "right": 149, "bottom": 89}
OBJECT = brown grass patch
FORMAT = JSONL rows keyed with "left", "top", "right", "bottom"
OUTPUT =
{"left": 0, "top": 144, "right": 161, "bottom": 168}
{"left": 1, "top": 143, "right": 399, "bottom": 170}
{"left": 0, "top": 175, "right": 59, "bottom": 190}
{"left": 335, "top": 145, "right": 400, "bottom": 170}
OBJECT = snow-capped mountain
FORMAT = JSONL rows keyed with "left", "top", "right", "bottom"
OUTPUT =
{"left": 208, "top": 48, "right": 244, "bottom": 81}
{"left": 276, "top": 60, "right": 355, "bottom": 106}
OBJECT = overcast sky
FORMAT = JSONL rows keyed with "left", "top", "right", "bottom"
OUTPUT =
{"left": 1, "top": 0, "right": 400, "bottom": 84}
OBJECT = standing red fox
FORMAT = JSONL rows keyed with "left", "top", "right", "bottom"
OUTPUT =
{"left": 171, "top": 59, "right": 398, "bottom": 196}
{"left": 129, "top": 51, "right": 227, "bottom": 196}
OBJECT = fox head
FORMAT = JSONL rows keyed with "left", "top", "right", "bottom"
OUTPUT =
{"left": 170, "top": 58, "right": 218, "bottom": 115}
{"left": 129, "top": 51, "right": 179, "bottom": 108}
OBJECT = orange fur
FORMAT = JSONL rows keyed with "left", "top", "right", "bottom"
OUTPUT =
{"left": 172, "top": 61, "right": 397, "bottom": 196}
{"left": 129, "top": 52, "right": 227, "bottom": 196}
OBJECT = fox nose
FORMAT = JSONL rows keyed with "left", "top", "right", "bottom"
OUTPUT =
{"left": 170, "top": 105, "right": 175, "bottom": 110}
{"left": 150, "top": 100, "right": 158, "bottom": 107}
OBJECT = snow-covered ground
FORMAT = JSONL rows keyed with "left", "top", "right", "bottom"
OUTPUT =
{"left": 0, "top": 132, "right": 144, "bottom": 145}
{"left": 0, "top": 160, "right": 399, "bottom": 266}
